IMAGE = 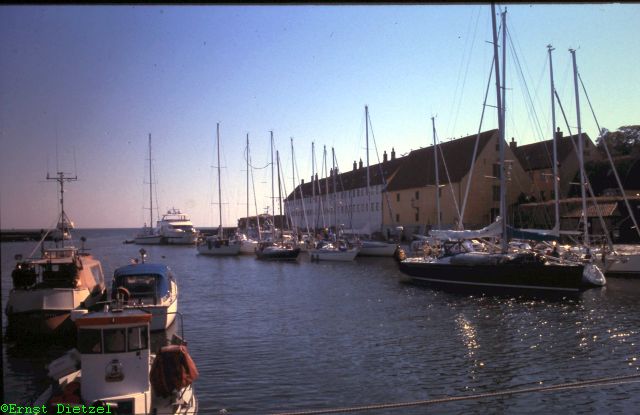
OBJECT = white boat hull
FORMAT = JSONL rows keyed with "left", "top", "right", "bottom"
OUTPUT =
{"left": 239, "top": 240, "right": 259, "bottom": 254}
{"left": 600, "top": 253, "right": 640, "bottom": 277}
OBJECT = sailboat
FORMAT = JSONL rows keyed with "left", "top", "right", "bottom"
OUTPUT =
{"left": 352, "top": 106, "right": 399, "bottom": 257}
{"left": 134, "top": 135, "right": 197, "bottom": 245}
{"left": 256, "top": 136, "right": 302, "bottom": 261}
{"left": 197, "top": 123, "right": 241, "bottom": 256}
{"left": 562, "top": 50, "right": 640, "bottom": 278}
{"left": 308, "top": 147, "right": 360, "bottom": 262}
{"left": 397, "top": 5, "right": 605, "bottom": 296}
{"left": 237, "top": 133, "right": 260, "bottom": 254}
{"left": 5, "top": 172, "right": 107, "bottom": 337}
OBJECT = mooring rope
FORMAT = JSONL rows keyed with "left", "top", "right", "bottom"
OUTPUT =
{"left": 268, "top": 373, "right": 640, "bottom": 415}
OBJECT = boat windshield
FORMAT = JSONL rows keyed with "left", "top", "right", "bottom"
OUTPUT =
{"left": 78, "top": 326, "right": 149, "bottom": 354}
{"left": 114, "top": 273, "right": 169, "bottom": 304}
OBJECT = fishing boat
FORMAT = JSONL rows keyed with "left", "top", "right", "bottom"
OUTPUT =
{"left": 34, "top": 305, "right": 198, "bottom": 414}
{"left": 5, "top": 172, "right": 107, "bottom": 337}
{"left": 196, "top": 123, "right": 241, "bottom": 256}
{"left": 397, "top": 6, "right": 606, "bottom": 296}
{"left": 111, "top": 250, "right": 178, "bottom": 331}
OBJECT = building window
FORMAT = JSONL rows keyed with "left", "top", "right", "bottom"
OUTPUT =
{"left": 415, "top": 211, "right": 419, "bottom": 222}
{"left": 396, "top": 213, "right": 400, "bottom": 222}
{"left": 396, "top": 193, "right": 400, "bottom": 202}
{"left": 493, "top": 163, "right": 501, "bottom": 179}
{"left": 415, "top": 191, "right": 419, "bottom": 200}
{"left": 492, "top": 185, "right": 500, "bottom": 202}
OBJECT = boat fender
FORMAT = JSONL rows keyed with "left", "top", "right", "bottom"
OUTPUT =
{"left": 394, "top": 247, "right": 407, "bottom": 262}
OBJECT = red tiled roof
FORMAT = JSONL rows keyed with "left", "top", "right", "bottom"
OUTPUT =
{"left": 385, "top": 129, "right": 498, "bottom": 191}
{"left": 513, "top": 133, "right": 594, "bottom": 171}
{"left": 285, "top": 156, "right": 404, "bottom": 201}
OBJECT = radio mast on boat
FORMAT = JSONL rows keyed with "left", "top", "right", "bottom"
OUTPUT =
{"left": 47, "top": 171, "right": 77, "bottom": 243}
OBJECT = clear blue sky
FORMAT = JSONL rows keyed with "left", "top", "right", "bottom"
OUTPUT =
{"left": 1, "top": 4, "right": 638, "bottom": 229}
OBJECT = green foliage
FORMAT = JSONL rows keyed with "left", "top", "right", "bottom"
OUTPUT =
{"left": 596, "top": 125, "right": 640, "bottom": 156}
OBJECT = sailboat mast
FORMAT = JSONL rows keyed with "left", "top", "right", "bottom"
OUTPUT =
{"left": 332, "top": 147, "right": 337, "bottom": 237}
{"left": 432, "top": 116, "right": 441, "bottom": 230}
{"left": 548, "top": 45, "right": 560, "bottom": 231}
{"left": 216, "top": 123, "right": 223, "bottom": 234}
{"left": 570, "top": 48, "right": 589, "bottom": 248}
{"left": 491, "top": 3, "right": 507, "bottom": 253}
{"left": 148, "top": 133, "right": 153, "bottom": 228}
{"left": 270, "top": 131, "right": 275, "bottom": 226}
{"left": 365, "top": 106, "right": 371, "bottom": 232}
{"left": 246, "top": 133, "right": 250, "bottom": 231}
{"left": 276, "top": 150, "right": 284, "bottom": 228}
{"left": 290, "top": 137, "right": 297, "bottom": 232}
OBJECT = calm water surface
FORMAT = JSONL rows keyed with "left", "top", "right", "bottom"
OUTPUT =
{"left": 2, "top": 229, "right": 640, "bottom": 414}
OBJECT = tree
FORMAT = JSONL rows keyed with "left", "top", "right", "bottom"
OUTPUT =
{"left": 596, "top": 125, "right": 640, "bottom": 156}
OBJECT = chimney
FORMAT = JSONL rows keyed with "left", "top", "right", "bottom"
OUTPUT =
{"left": 301, "top": 179, "right": 305, "bottom": 185}
{"left": 383, "top": 151, "right": 388, "bottom": 163}
{"left": 555, "top": 127, "right": 563, "bottom": 140}
{"left": 510, "top": 137, "right": 517, "bottom": 150}
{"left": 391, "top": 147, "right": 396, "bottom": 160}
{"left": 358, "top": 159, "right": 363, "bottom": 169}
{"left": 315, "top": 173, "right": 318, "bottom": 181}
{"left": 353, "top": 161, "right": 357, "bottom": 171}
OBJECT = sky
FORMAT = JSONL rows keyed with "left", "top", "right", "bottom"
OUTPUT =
{"left": 1, "top": 4, "right": 638, "bottom": 229}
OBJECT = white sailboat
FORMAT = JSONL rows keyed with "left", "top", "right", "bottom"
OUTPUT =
{"left": 308, "top": 147, "right": 359, "bottom": 261}
{"left": 197, "top": 123, "right": 241, "bottom": 256}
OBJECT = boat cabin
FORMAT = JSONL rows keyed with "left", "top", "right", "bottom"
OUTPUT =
{"left": 112, "top": 263, "right": 173, "bottom": 306}
{"left": 74, "top": 309, "right": 152, "bottom": 411}
{"left": 12, "top": 247, "right": 104, "bottom": 290}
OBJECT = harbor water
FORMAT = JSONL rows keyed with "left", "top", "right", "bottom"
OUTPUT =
{"left": 2, "top": 228, "right": 640, "bottom": 414}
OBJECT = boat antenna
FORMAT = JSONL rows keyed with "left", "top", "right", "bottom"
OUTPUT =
{"left": 47, "top": 171, "right": 77, "bottom": 247}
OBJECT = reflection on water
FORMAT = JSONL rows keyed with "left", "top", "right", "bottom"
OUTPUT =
{"left": 2, "top": 229, "right": 640, "bottom": 414}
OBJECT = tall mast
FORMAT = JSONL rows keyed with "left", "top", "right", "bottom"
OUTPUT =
{"left": 570, "top": 48, "right": 589, "bottom": 248}
{"left": 148, "top": 133, "right": 153, "bottom": 228}
{"left": 246, "top": 133, "right": 250, "bottom": 231}
{"left": 290, "top": 137, "right": 296, "bottom": 231}
{"left": 332, "top": 147, "right": 337, "bottom": 237}
{"left": 276, "top": 150, "right": 284, "bottom": 228}
{"left": 548, "top": 45, "right": 560, "bottom": 232}
{"left": 491, "top": 3, "right": 507, "bottom": 253}
{"left": 216, "top": 123, "right": 223, "bottom": 234}
{"left": 312, "top": 141, "right": 316, "bottom": 230}
{"left": 270, "top": 131, "right": 275, "bottom": 226}
{"left": 432, "top": 116, "right": 441, "bottom": 230}
{"left": 365, "top": 106, "right": 371, "bottom": 232}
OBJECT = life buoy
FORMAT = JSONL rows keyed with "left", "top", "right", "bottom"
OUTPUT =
{"left": 116, "top": 287, "right": 130, "bottom": 303}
